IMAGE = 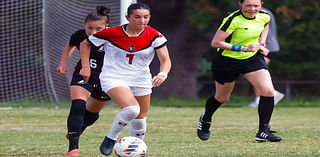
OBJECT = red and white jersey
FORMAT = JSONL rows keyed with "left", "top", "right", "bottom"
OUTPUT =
{"left": 88, "top": 25, "right": 167, "bottom": 88}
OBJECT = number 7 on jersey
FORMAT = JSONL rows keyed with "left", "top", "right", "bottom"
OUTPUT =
{"left": 126, "top": 54, "right": 134, "bottom": 64}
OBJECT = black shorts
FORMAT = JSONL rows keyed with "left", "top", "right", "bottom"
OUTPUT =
{"left": 70, "top": 75, "right": 111, "bottom": 101}
{"left": 212, "top": 52, "right": 268, "bottom": 84}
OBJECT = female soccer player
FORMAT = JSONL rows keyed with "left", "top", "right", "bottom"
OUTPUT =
{"left": 80, "top": 3, "right": 172, "bottom": 156}
{"left": 56, "top": 6, "right": 111, "bottom": 156}
{"left": 197, "top": 0, "right": 282, "bottom": 142}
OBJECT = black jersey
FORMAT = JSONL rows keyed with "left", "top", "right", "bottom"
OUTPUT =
{"left": 69, "top": 29, "right": 105, "bottom": 84}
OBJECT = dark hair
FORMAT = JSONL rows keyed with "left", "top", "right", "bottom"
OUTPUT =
{"left": 239, "top": 0, "right": 263, "bottom": 3}
{"left": 127, "top": 3, "right": 150, "bottom": 16}
{"left": 84, "top": 6, "right": 110, "bottom": 24}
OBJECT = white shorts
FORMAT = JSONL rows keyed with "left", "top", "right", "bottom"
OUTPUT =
{"left": 100, "top": 79, "right": 152, "bottom": 96}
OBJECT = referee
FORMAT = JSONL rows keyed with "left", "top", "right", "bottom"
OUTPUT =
{"left": 197, "top": 0, "right": 282, "bottom": 142}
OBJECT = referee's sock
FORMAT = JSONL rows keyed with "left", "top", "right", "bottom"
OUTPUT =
{"left": 258, "top": 96, "right": 274, "bottom": 130}
{"left": 203, "top": 96, "right": 223, "bottom": 122}
{"left": 67, "top": 99, "right": 86, "bottom": 151}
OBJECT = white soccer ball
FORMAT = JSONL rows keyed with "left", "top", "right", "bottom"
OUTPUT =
{"left": 114, "top": 136, "right": 147, "bottom": 157}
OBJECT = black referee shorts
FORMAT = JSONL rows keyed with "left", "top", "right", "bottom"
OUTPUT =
{"left": 70, "top": 75, "right": 111, "bottom": 101}
{"left": 212, "top": 52, "right": 268, "bottom": 84}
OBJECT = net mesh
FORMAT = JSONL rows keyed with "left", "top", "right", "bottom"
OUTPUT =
{"left": 0, "top": 0, "right": 46, "bottom": 102}
{"left": 0, "top": 0, "right": 124, "bottom": 103}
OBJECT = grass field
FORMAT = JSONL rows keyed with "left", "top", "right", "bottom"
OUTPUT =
{"left": 0, "top": 98, "right": 320, "bottom": 157}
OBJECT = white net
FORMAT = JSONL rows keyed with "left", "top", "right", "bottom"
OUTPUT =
{"left": 0, "top": 0, "right": 135, "bottom": 103}
{"left": 0, "top": 0, "right": 46, "bottom": 102}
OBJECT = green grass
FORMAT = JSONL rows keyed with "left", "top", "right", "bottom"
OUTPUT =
{"left": 1, "top": 95, "right": 320, "bottom": 108}
{"left": 0, "top": 102, "right": 320, "bottom": 156}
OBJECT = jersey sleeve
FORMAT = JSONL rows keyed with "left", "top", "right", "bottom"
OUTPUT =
{"left": 69, "top": 30, "right": 85, "bottom": 47}
{"left": 88, "top": 28, "right": 109, "bottom": 48}
{"left": 219, "top": 15, "right": 237, "bottom": 33}
{"left": 218, "top": 10, "right": 242, "bottom": 34}
{"left": 153, "top": 32, "right": 167, "bottom": 49}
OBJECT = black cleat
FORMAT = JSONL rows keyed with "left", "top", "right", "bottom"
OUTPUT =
{"left": 197, "top": 114, "right": 211, "bottom": 141}
{"left": 100, "top": 136, "right": 116, "bottom": 156}
{"left": 255, "top": 124, "right": 282, "bottom": 142}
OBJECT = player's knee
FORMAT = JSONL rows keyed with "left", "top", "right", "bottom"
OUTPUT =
{"left": 122, "top": 105, "right": 140, "bottom": 120}
{"left": 70, "top": 99, "right": 86, "bottom": 115}
{"left": 215, "top": 96, "right": 230, "bottom": 103}
{"left": 260, "top": 88, "right": 274, "bottom": 97}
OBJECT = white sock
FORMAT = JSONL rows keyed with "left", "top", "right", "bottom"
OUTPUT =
{"left": 254, "top": 97, "right": 260, "bottom": 104}
{"left": 107, "top": 106, "right": 140, "bottom": 140}
{"left": 130, "top": 117, "right": 147, "bottom": 140}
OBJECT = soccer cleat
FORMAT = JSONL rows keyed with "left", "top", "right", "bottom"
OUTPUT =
{"left": 197, "top": 114, "right": 211, "bottom": 141}
{"left": 66, "top": 149, "right": 79, "bottom": 156}
{"left": 248, "top": 101, "right": 259, "bottom": 108}
{"left": 248, "top": 97, "right": 260, "bottom": 108}
{"left": 255, "top": 125, "right": 282, "bottom": 142}
{"left": 100, "top": 136, "right": 116, "bottom": 156}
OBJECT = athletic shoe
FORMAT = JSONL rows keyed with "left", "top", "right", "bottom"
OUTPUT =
{"left": 248, "top": 101, "right": 259, "bottom": 108}
{"left": 255, "top": 125, "right": 282, "bottom": 142}
{"left": 100, "top": 136, "right": 116, "bottom": 156}
{"left": 274, "top": 90, "right": 285, "bottom": 105}
{"left": 197, "top": 114, "right": 211, "bottom": 140}
{"left": 248, "top": 97, "right": 260, "bottom": 108}
{"left": 66, "top": 149, "right": 79, "bottom": 156}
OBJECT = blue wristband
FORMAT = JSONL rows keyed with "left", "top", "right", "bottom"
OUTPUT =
{"left": 231, "top": 44, "right": 242, "bottom": 52}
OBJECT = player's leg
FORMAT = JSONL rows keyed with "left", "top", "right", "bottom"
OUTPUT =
{"left": 244, "top": 69, "right": 281, "bottom": 142}
{"left": 67, "top": 85, "right": 91, "bottom": 154}
{"left": 100, "top": 86, "right": 140, "bottom": 155}
{"left": 82, "top": 86, "right": 110, "bottom": 133}
{"left": 129, "top": 89, "right": 151, "bottom": 140}
{"left": 82, "top": 97, "right": 108, "bottom": 132}
{"left": 248, "top": 56, "right": 283, "bottom": 108}
{"left": 197, "top": 81, "right": 235, "bottom": 140}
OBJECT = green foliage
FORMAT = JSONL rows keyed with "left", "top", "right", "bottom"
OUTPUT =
{"left": 268, "top": 1, "right": 320, "bottom": 79}
{"left": 187, "top": 0, "right": 238, "bottom": 32}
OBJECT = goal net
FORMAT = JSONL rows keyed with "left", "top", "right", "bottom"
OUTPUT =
{"left": 0, "top": 0, "right": 135, "bottom": 103}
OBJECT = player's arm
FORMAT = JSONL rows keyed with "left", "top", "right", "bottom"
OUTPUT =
{"left": 211, "top": 30, "right": 261, "bottom": 52}
{"left": 211, "top": 30, "right": 233, "bottom": 50}
{"left": 152, "top": 45, "right": 171, "bottom": 87}
{"left": 258, "top": 24, "right": 270, "bottom": 56}
{"left": 56, "top": 42, "right": 76, "bottom": 75}
{"left": 79, "top": 39, "right": 91, "bottom": 82}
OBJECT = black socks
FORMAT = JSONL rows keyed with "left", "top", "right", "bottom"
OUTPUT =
{"left": 258, "top": 96, "right": 274, "bottom": 130}
{"left": 83, "top": 109, "right": 99, "bottom": 131}
{"left": 67, "top": 99, "right": 86, "bottom": 151}
{"left": 203, "top": 96, "right": 223, "bottom": 122}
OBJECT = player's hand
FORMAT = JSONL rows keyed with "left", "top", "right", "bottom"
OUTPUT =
{"left": 247, "top": 43, "right": 262, "bottom": 52}
{"left": 258, "top": 46, "right": 270, "bottom": 56}
{"left": 56, "top": 65, "right": 67, "bottom": 75}
{"left": 79, "top": 67, "right": 91, "bottom": 82}
{"left": 152, "top": 74, "right": 167, "bottom": 87}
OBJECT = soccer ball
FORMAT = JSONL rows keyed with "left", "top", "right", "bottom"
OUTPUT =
{"left": 114, "top": 136, "right": 147, "bottom": 157}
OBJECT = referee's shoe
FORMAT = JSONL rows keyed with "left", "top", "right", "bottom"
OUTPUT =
{"left": 197, "top": 114, "right": 211, "bottom": 140}
{"left": 255, "top": 124, "right": 282, "bottom": 142}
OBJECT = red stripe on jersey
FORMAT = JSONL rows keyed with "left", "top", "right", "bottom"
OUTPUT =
{"left": 94, "top": 25, "right": 161, "bottom": 53}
